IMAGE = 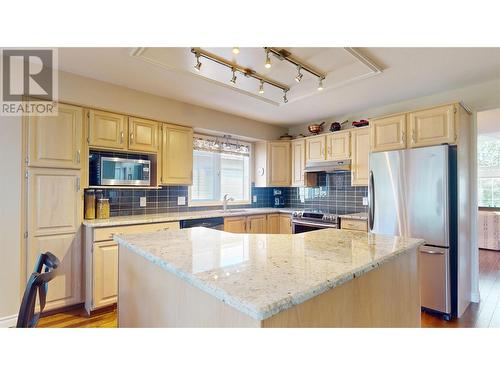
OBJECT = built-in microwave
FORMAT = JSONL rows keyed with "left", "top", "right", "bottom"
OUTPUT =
{"left": 89, "top": 155, "right": 151, "bottom": 186}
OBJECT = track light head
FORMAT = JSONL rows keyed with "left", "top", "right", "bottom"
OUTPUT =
{"left": 295, "top": 66, "right": 303, "bottom": 83}
{"left": 318, "top": 77, "right": 324, "bottom": 91}
{"left": 265, "top": 49, "right": 272, "bottom": 69}
{"left": 232, "top": 47, "right": 240, "bottom": 54}
{"left": 283, "top": 90, "right": 288, "bottom": 104}
{"left": 259, "top": 80, "right": 264, "bottom": 94}
{"left": 230, "top": 68, "right": 237, "bottom": 84}
{"left": 194, "top": 53, "right": 202, "bottom": 71}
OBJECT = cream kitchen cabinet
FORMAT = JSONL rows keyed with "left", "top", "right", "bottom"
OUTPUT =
{"left": 161, "top": 123, "right": 193, "bottom": 185}
{"left": 84, "top": 221, "right": 180, "bottom": 313}
{"left": 351, "top": 128, "right": 370, "bottom": 186}
{"left": 370, "top": 114, "right": 407, "bottom": 152}
{"left": 27, "top": 168, "right": 83, "bottom": 310}
{"left": 279, "top": 214, "right": 292, "bottom": 234}
{"left": 326, "top": 131, "right": 351, "bottom": 161}
{"left": 128, "top": 117, "right": 159, "bottom": 153}
{"left": 291, "top": 139, "right": 306, "bottom": 187}
{"left": 247, "top": 215, "right": 267, "bottom": 234}
{"left": 27, "top": 103, "right": 83, "bottom": 169}
{"left": 267, "top": 214, "right": 280, "bottom": 234}
{"left": 305, "top": 135, "right": 326, "bottom": 162}
{"left": 88, "top": 109, "right": 128, "bottom": 150}
{"left": 408, "top": 104, "right": 456, "bottom": 148}
{"left": 254, "top": 141, "right": 291, "bottom": 187}
{"left": 224, "top": 216, "right": 247, "bottom": 233}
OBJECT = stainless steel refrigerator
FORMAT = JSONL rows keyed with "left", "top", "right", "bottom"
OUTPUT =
{"left": 368, "top": 144, "right": 458, "bottom": 320}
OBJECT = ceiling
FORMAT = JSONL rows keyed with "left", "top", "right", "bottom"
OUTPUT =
{"left": 57, "top": 47, "right": 500, "bottom": 127}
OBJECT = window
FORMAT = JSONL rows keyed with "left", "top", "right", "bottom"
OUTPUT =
{"left": 478, "top": 133, "right": 500, "bottom": 208}
{"left": 189, "top": 135, "right": 251, "bottom": 206}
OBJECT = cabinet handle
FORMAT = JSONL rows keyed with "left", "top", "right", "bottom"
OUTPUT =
{"left": 120, "top": 131, "right": 124, "bottom": 144}
{"left": 412, "top": 129, "right": 416, "bottom": 143}
{"left": 76, "top": 177, "right": 80, "bottom": 192}
{"left": 328, "top": 146, "right": 331, "bottom": 155}
{"left": 321, "top": 147, "right": 324, "bottom": 156}
{"left": 76, "top": 150, "right": 80, "bottom": 164}
{"left": 401, "top": 131, "right": 405, "bottom": 144}
{"left": 130, "top": 132, "right": 134, "bottom": 143}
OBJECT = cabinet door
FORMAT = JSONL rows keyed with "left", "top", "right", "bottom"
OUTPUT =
{"left": 161, "top": 124, "right": 193, "bottom": 185}
{"left": 341, "top": 219, "right": 368, "bottom": 231}
{"left": 409, "top": 104, "right": 456, "bottom": 148}
{"left": 267, "top": 141, "right": 290, "bottom": 186}
{"left": 267, "top": 214, "right": 280, "bottom": 234}
{"left": 291, "top": 139, "right": 305, "bottom": 187}
{"left": 326, "top": 132, "right": 351, "bottom": 161}
{"left": 224, "top": 216, "right": 247, "bottom": 233}
{"left": 28, "top": 103, "right": 83, "bottom": 169}
{"left": 128, "top": 117, "right": 159, "bottom": 153}
{"left": 247, "top": 215, "right": 267, "bottom": 234}
{"left": 305, "top": 136, "right": 326, "bottom": 162}
{"left": 279, "top": 214, "right": 292, "bottom": 234}
{"left": 88, "top": 110, "right": 127, "bottom": 150}
{"left": 93, "top": 241, "right": 118, "bottom": 309}
{"left": 370, "top": 114, "right": 406, "bottom": 152}
{"left": 351, "top": 128, "right": 370, "bottom": 186}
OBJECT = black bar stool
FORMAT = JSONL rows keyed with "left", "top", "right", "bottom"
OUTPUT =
{"left": 16, "top": 252, "right": 60, "bottom": 328}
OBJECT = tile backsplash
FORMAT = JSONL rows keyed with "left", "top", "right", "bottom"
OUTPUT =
{"left": 92, "top": 171, "right": 367, "bottom": 217}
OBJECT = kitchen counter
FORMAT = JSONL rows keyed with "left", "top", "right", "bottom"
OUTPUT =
{"left": 115, "top": 227, "right": 424, "bottom": 327}
{"left": 339, "top": 212, "right": 368, "bottom": 220}
{"left": 83, "top": 207, "right": 294, "bottom": 228}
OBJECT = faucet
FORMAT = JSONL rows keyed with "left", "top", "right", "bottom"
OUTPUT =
{"left": 222, "top": 194, "right": 234, "bottom": 212}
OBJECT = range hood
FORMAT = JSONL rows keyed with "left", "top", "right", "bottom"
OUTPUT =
{"left": 304, "top": 160, "right": 351, "bottom": 173}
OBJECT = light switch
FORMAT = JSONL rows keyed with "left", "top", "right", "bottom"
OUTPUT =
{"left": 362, "top": 197, "right": 368, "bottom": 206}
{"left": 178, "top": 196, "right": 186, "bottom": 205}
{"left": 140, "top": 196, "right": 147, "bottom": 207}
{"left": 253, "top": 195, "right": 257, "bottom": 203}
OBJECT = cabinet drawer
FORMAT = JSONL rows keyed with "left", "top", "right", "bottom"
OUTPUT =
{"left": 93, "top": 221, "right": 180, "bottom": 242}
{"left": 341, "top": 219, "right": 368, "bottom": 231}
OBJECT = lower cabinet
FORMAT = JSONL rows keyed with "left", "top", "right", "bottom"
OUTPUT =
{"left": 267, "top": 214, "right": 280, "bottom": 234}
{"left": 247, "top": 215, "right": 267, "bottom": 234}
{"left": 92, "top": 241, "right": 118, "bottom": 309}
{"left": 279, "top": 214, "right": 293, "bottom": 234}
{"left": 340, "top": 218, "right": 368, "bottom": 232}
{"left": 223, "top": 216, "right": 247, "bottom": 233}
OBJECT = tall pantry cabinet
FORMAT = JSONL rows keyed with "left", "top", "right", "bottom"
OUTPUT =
{"left": 24, "top": 102, "right": 85, "bottom": 311}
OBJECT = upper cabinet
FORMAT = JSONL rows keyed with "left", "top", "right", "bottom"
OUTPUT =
{"left": 351, "top": 128, "right": 370, "bottom": 186}
{"left": 305, "top": 136, "right": 325, "bottom": 162}
{"left": 161, "top": 123, "right": 193, "bottom": 185}
{"left": 28, "top": 103, "right": 83, "bottom": 169}
{"left": 291, "top": 139, "right": 305, "bottom": 187}
{"left": 88, "top": 110, "right": 127, "bottom": 150}
{"left": 254, "top": 141, "right": 291, "bottom": 187}
{"left": 128, "top": 117, "right": 159, "bottom": 152}
{"left": 370, "top": 114, "right": 407, "bottom": 152}
{"left": 408, "top": 104, "right": 456, "bottom": 148}
{"left": 326, "top": 132, "right": 351, "bottom": 161}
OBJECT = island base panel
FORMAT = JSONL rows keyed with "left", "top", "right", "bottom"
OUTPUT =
{"left": 118, "top": 246, "right": 261, "bottom": 328}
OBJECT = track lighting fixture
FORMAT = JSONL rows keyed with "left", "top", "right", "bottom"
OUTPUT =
{"left": 230, "top": 68, "right": 237, "bottom": 84}
{"left": 295, "top": 66, "right": 303, "bottom": 83}
{"left": 283, "top": 90, "right": 288, "bottom": 103}
{"left": 232, "top": 47, "right": 240, "bottom": 54}
{"left": 265, "top": 48, "right": 272, "bottom": 69}
{"left": 194, "top": 52, "right": 202, "bottom": 71}
{"left": 318, "top": 77, "right": 324, "bottom": 91}
{"left": 258, "top": 80, "right": 264, "bottom": 94}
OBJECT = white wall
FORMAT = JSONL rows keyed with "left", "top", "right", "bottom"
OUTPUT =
{"left": 58, "top": 71, "right": 285, "bottom": 141}
{"left": 0, "top": 116, "right": 22, "bottom": 326}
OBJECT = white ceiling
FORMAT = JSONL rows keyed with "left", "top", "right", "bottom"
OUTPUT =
{"left": 57, "top": 47, "right": 500, "bottom": 127}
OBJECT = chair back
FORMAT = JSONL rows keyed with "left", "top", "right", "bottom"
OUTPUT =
{"left": 16, "top": 252, "right": 60, "bottom": 328}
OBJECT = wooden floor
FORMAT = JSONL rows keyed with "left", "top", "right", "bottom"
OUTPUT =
{"left": 38, "top": 249, "right": 500, "bottom": 328}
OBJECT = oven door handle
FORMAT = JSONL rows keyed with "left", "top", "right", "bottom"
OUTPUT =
{"left": 292, "top": 220, "right": 338, "bottom": 229}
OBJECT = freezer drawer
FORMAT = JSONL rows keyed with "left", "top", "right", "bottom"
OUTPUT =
{"left": 419, "top": 245, "right": 451, "bottom": 314}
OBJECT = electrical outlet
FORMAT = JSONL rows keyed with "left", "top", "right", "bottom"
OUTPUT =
{"left": 362, "top": 197, "right": 368, "bottom": 206}
{"left": 140, "top": 196, "right": 147, "bottom": 207}
{"left": 253, "top": 195, "right": 257, "bottom": 203}
{"left": 177, "top": 196, "right": 186, "bottom": 205}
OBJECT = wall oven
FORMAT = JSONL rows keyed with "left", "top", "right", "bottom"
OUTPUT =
{"left": 90, "top": 156, "right": 151, "bottom": 186}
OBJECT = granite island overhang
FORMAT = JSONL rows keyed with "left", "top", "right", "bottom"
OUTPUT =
{"left": 115, "top": 227, "right": 424, "bottom": 328}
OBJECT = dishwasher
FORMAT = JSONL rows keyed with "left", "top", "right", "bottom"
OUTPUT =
{"left": 179, "top": 217, "right": 224, "bottom": 230}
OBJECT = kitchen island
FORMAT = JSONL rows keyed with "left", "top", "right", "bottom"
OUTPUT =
{"left": 115, "top": 228, "right": 424, "bottom": 327}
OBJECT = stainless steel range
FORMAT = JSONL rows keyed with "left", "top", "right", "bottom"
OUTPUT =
{"left": 291, "top": 211, "right": 339, "bottom": 234}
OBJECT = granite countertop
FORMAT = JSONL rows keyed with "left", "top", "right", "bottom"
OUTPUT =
{"left": 114, "top": 227, "right": 424, "bottom": 321}
{"left": 339, "top": 212, "right": 368, "bottom": 220}
{"left": 84, "top": 207, "right": 295, "bottom": 227}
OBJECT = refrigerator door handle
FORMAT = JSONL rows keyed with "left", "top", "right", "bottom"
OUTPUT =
{"left": 368, "top": 170, "right": 375, "bottom": 231}
{"left": 420, "top": 248, "right": 446, "bottom": 255}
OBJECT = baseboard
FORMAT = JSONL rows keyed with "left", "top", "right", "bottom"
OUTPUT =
{"left": 471, "top": 291, "right": 480, "bottom": 304}
{"left": 0, "top": 314, "right": 18, "bottom": 328}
